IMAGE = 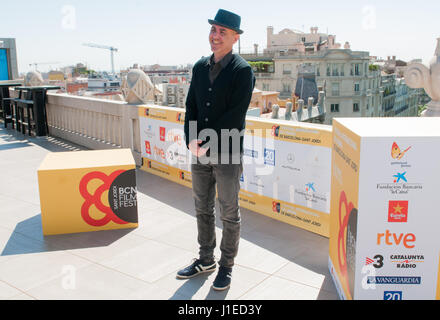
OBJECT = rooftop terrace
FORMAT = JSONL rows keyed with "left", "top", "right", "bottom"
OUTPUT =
{"left": 0, "top": 125, "right": 338, "bottom": 300}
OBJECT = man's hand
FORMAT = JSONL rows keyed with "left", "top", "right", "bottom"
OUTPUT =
{"left": 188, "top": 139, "right": 209, "bottom": 157}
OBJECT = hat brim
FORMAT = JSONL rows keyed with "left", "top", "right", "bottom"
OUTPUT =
{"left": 208, "top": 19, "right": 243, "bottom": 34}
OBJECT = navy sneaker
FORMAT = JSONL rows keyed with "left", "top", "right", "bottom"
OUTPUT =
{"left": 212, "top": 266, "right": 232, "bottom": 291}
{"left": 176, "top": 258, "right": 217, "bottom": 279}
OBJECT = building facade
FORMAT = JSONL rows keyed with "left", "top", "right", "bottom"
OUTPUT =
{"left": 243, "top": 27, "right": 382, "bottom": 124}
{"left": 242, "top": 26, "right": 431, "bottom": 123}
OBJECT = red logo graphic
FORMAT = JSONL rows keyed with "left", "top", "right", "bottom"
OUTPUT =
{"left": 337, "top": 191, "right": 355, "bottom": 295}
{"left": 145, "top": 141, "right": 151, "bottom": 155}
{"left": 167, "top": 131, "right": 183, "bottom": 145}
{"left": 365, "top": 257, "right": 374, "bottom": 265}
{"left": 377, "top": 230, "right": 416, "bottom": 248}
{"left": 271, "top": 125, "right": 280, "bottom": 137}
{"left": 388, "top": 201, "right": 408, "bottom": 222}
{"left": 79, "top": 171, "right": 129, "bottom": 227}
{"left": 153, "top": 146, "right": 166, "bottom": 160}
{"left": 391, "top": 142, "right": 411, "bottom": 160}
{"left": 160, "top": 127, "right": 166, "bottom": 141}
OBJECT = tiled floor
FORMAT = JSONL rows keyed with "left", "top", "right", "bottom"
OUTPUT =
{"left": 0, "top": 125, "right": 339, "bottom": 300}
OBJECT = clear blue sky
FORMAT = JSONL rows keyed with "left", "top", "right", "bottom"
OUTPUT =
{"left": 1, "top": 0, "right": 439, "bottom": 74}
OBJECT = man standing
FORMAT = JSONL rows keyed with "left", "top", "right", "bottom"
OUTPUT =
{"left": 177, "top": 9, "right": 255, "bottom": 291}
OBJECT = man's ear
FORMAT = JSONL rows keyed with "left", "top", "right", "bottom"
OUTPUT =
{"left": 234, "top": 33, "right": 240, "bottom": 44}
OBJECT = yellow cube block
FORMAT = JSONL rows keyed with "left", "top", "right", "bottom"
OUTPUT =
{"left": 38, "top": 149, "right": 139, "bottom": 235}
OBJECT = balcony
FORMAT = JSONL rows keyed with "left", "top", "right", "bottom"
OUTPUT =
{"left": 0, "top": 91, "right": 338, "bottom": 300}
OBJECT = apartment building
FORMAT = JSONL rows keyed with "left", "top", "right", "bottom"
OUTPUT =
{"left": 379, "top": 73, "right": 420, "bottom": 117}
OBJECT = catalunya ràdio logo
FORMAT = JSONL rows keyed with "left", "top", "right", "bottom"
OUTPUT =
{"left": 79, "top": 170, "right": 138, "bottom": 227}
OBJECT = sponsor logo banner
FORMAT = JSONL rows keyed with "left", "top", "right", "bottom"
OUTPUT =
{"left": 139, "top": 106, "right": 333, "bottom": 238}
{"left": 367, "top": 276, "right": 421, "bottom": 285}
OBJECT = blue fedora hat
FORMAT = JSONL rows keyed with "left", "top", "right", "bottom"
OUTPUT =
{"left": 208, "top": 9, "right": 243, "bottom": 34}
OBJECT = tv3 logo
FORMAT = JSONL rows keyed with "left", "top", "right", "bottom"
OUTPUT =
{"left": 365, "top": 255, "right": 384, "bottom": 268}
{"left": 384, "top": 291, "right": 402, "bottom": 300}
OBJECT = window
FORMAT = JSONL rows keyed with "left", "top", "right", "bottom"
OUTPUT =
{"left": 282, "top": 83, "right": 291, "bottom": 93}
{"left": 301, "top": 37, "right": 306, "bottom": 43}
{"left": 327, "top": 64, "right": 331, "bottom": 76}
{"left": 340, "top": 64, "right": 345, "bottom": 76}
{"left": 350, "top": 64, "right": 361, "bottom": 76}
{"left": 353, "top": 102, "right": 360, "bottom": 112}
{"left": 354, "top": 83, "right": 360, "bottom": 94}
{"left": 355, "top": 64, "right": 361, "bottom": 76}
{"left": 332, "top": 64, "right": 339, "bottom": 76}
{"left": 331, "top": 104, "right": 340, "bottom": 112}
{"left": 331, "top": 83, "right": 340, "bottom": 96}
{"left": 283, "top": 64, "right": 291, "bottom": 75}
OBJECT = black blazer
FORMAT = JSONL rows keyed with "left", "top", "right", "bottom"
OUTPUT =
{"left": 184, "top": 54, "right": 256, "bottom": 156}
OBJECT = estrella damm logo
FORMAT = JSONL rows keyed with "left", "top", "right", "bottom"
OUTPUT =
{"left": 79, "top": 170, "right": 138, "bottom": 227}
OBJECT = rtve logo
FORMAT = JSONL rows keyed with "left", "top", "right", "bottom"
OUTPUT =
{"left": 377, "top": 230, "right": 416, "bottom": 249}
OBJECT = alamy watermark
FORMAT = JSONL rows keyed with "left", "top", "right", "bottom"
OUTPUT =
{"left": 362, "top": 5, "right": 377, "bottom": 31}
{"left": 61, "top": 5, "right": 76, "bottom": 30}
{"left": 159, "top": 121, "right": 275, "bottom": 175}
{"left": 61, "top": 265, "right": 76, "bottom": 290}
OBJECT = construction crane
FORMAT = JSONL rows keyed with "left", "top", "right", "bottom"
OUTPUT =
{"left": 83, "top": 43, "right": 118, "bottom": 75}
{"left": 29, "top": 62, "right": 61, "bottom": 72}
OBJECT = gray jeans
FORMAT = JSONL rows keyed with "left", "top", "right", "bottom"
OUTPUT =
{"left": 191, "top": 158, "right": 243, "bottom": 268}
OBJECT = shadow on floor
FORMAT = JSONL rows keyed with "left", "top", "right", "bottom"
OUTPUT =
{"left": 0, "top": 125, "right": 338, "bottom": 299}
{"left": 1, "top": 214, "right": 134, "bottom": 256}
{"left": 0, "top": 126, "right": 85, "bottom": 153}
{"left": 0, "top": 141, "right": 33, "bottom": 151}
{"left": 136, "top": 169, "right": 338, "bottom": 300}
